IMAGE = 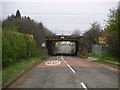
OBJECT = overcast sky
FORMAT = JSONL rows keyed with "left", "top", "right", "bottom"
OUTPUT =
{"left": 1, "top": 0, "right": 119, "bottom": 35}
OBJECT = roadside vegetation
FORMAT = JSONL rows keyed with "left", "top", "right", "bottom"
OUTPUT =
{"left": 77, "top": 4, "right": 120, "bottom": 67}
{"left": 2, "top": 55, "right": 48, "bottom": 85}
{"left": 71, "top": 45, "right": 75, "bottom": 53}
{"left": 79, "top": 52, "right": 100, "bottom": 59}
{"left": 2, "top": 10, "right": 52, "bottom": 85}
{"left": 80, "top": 52, "right": 120, "bottom": 66}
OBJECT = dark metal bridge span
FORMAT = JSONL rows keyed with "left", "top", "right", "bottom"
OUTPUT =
{"left": 46, "top": 35, "right": 81, "bottom": 56}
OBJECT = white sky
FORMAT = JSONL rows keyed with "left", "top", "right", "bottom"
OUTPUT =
{"left": 1, "top": 0, "right": 119, "bottom": 35}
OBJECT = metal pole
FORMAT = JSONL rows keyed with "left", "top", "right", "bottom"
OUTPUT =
{"left": 28, "top": 42, "right": 30, "bottom": 58}
{"left": 101, "top": 44, "right": 103, "bottom": 58}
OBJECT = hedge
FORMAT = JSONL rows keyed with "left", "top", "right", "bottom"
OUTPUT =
{"left": 2, "top": 31, "right": 37, "bottom": 67}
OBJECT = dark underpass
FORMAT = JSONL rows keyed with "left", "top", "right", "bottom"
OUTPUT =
{"left": 46, "top": 35, "right": 81, "bottom": 56}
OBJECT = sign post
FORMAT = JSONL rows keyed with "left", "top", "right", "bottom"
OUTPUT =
{"left": 26, "top": 35, "right": 33, "bottom": 58}
{"left": 99, "top": 37, "right": 106, "bottom": 58}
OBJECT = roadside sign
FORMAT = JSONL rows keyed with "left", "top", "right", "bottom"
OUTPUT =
{"left": 26, "top": 35, "right": 33, "bottom": 42}
{"left": 99, "top": 37, "right": 106, "bottom": 44}
{"left": 41, "top": 43, "right": 45, "bottom": 48}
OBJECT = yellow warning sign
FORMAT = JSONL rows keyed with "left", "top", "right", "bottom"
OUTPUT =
{"left": 26, "top": 35, "right": 33, "bottom": 42}
{"left": 99, "top": 37, "right": 106, "bottom": 44}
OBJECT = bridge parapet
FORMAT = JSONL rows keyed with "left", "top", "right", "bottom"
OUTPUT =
{"left": 46, "top": 35, "right": 80, "bottom": 41}
{"left": 46, "top": 35, "right": 82, "bottom": 56}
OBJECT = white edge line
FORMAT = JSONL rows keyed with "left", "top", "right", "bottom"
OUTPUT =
{"left": 81, "top": 82, "right": 88, "bottom": 90}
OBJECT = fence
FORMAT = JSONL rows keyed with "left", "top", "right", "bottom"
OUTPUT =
{"left": 91, "top": 44, "right": 102, "bottom": 56}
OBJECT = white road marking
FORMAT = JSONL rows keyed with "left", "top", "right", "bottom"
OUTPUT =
{"left": 45, "top": 60, "right": 61, "bottom": 66}
{"left": 61, "top": 56, "right": 88, "bottom": 89}
{"left": 61, "top": 56, "right": 75, "bottom": 73}
{"left": 64, "top": 61, "right": 67, "bottom": 63}
{"left": 67, "top": 64, "right": 76, "bottom": 73}
{"left": 81, "top": 82, "right": 88, "bottom": 90}
{"left": 61, "top": 56, "right": 64, "bottom": 60}
{"left": 61, "top": 56, "right": 67, "bottom": 63}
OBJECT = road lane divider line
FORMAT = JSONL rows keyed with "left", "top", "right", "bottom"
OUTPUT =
{"left": 67, "top": 64, "right": 75, "bottom": 73}
{"left": 61, "top": 56, "right": 67, "bottom": 63}
{"left": 61, "top": 56, "right": 75, "bottom": 73}
{"left": 64, "top": 61, "right": 67, "bottom": 63}
{"left": 81, "top": 82, "right": 88, "bottom": 90}
{"left": 61, "top": 56, "right": 64, "bottom": 60}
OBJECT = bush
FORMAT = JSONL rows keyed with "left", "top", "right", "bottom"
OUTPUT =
{"left": 2, "top": 31, "right": 37, "bottom": 67}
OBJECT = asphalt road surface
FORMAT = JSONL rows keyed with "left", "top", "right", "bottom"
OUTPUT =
{"left": 55, "top": 45, "right": 73, "bottom": 54}
{"left": 8, "top": 45, "right": 119, "bottom": 89}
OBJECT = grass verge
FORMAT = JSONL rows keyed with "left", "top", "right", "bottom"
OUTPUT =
{"left": 93, "top": 58, "right": 120, "bottom": 66}
{"left": 2, "top": 53, "right": 48, "bottom": 85}
{"left": 79, "top": 52, "right": 120, "bottom": 66}
{"left": 79, "top": 52, "right": 100, "bottom": 59}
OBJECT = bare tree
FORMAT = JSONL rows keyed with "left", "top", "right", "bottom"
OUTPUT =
{"left": 83, "top": 22, "right": 102, "bottom": 44}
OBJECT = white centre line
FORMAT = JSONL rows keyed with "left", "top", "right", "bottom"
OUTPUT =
{"left": 67, "top": 64, "right": 76, "bottom": 73}
{"left": 61, "top": 55, "right": 64, "bottom": 60}
{"left": 61, "top": 56, "right": 88, "bottom": 89}
{"left": 61, "top": 56, "right": 75, "bottom": 73}
{"left": 81, "top": 82, "right": 88, "bottom": 90}
{"left": 64, "top": 61, "right": 67, "bottom": 63}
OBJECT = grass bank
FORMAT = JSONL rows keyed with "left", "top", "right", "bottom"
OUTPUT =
{"left": 79, "top": 52, "right": 120, "bottom": 66}
{"left": 93, "top": 57, "right": 120, "bottom": 66}
{"left": 79, "top": 52, "right": 100, "bottom": 59}
{"left": 2, "top": 53, "right": 48, "bottom": 85}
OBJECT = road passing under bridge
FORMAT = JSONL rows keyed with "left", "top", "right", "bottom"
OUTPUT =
{"left": 7, "top": 45, "right": 118, "bottom": 89}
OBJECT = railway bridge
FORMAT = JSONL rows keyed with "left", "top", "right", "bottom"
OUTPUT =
{"left": 46, "top": 35, "right": 82, "bottom": 56}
